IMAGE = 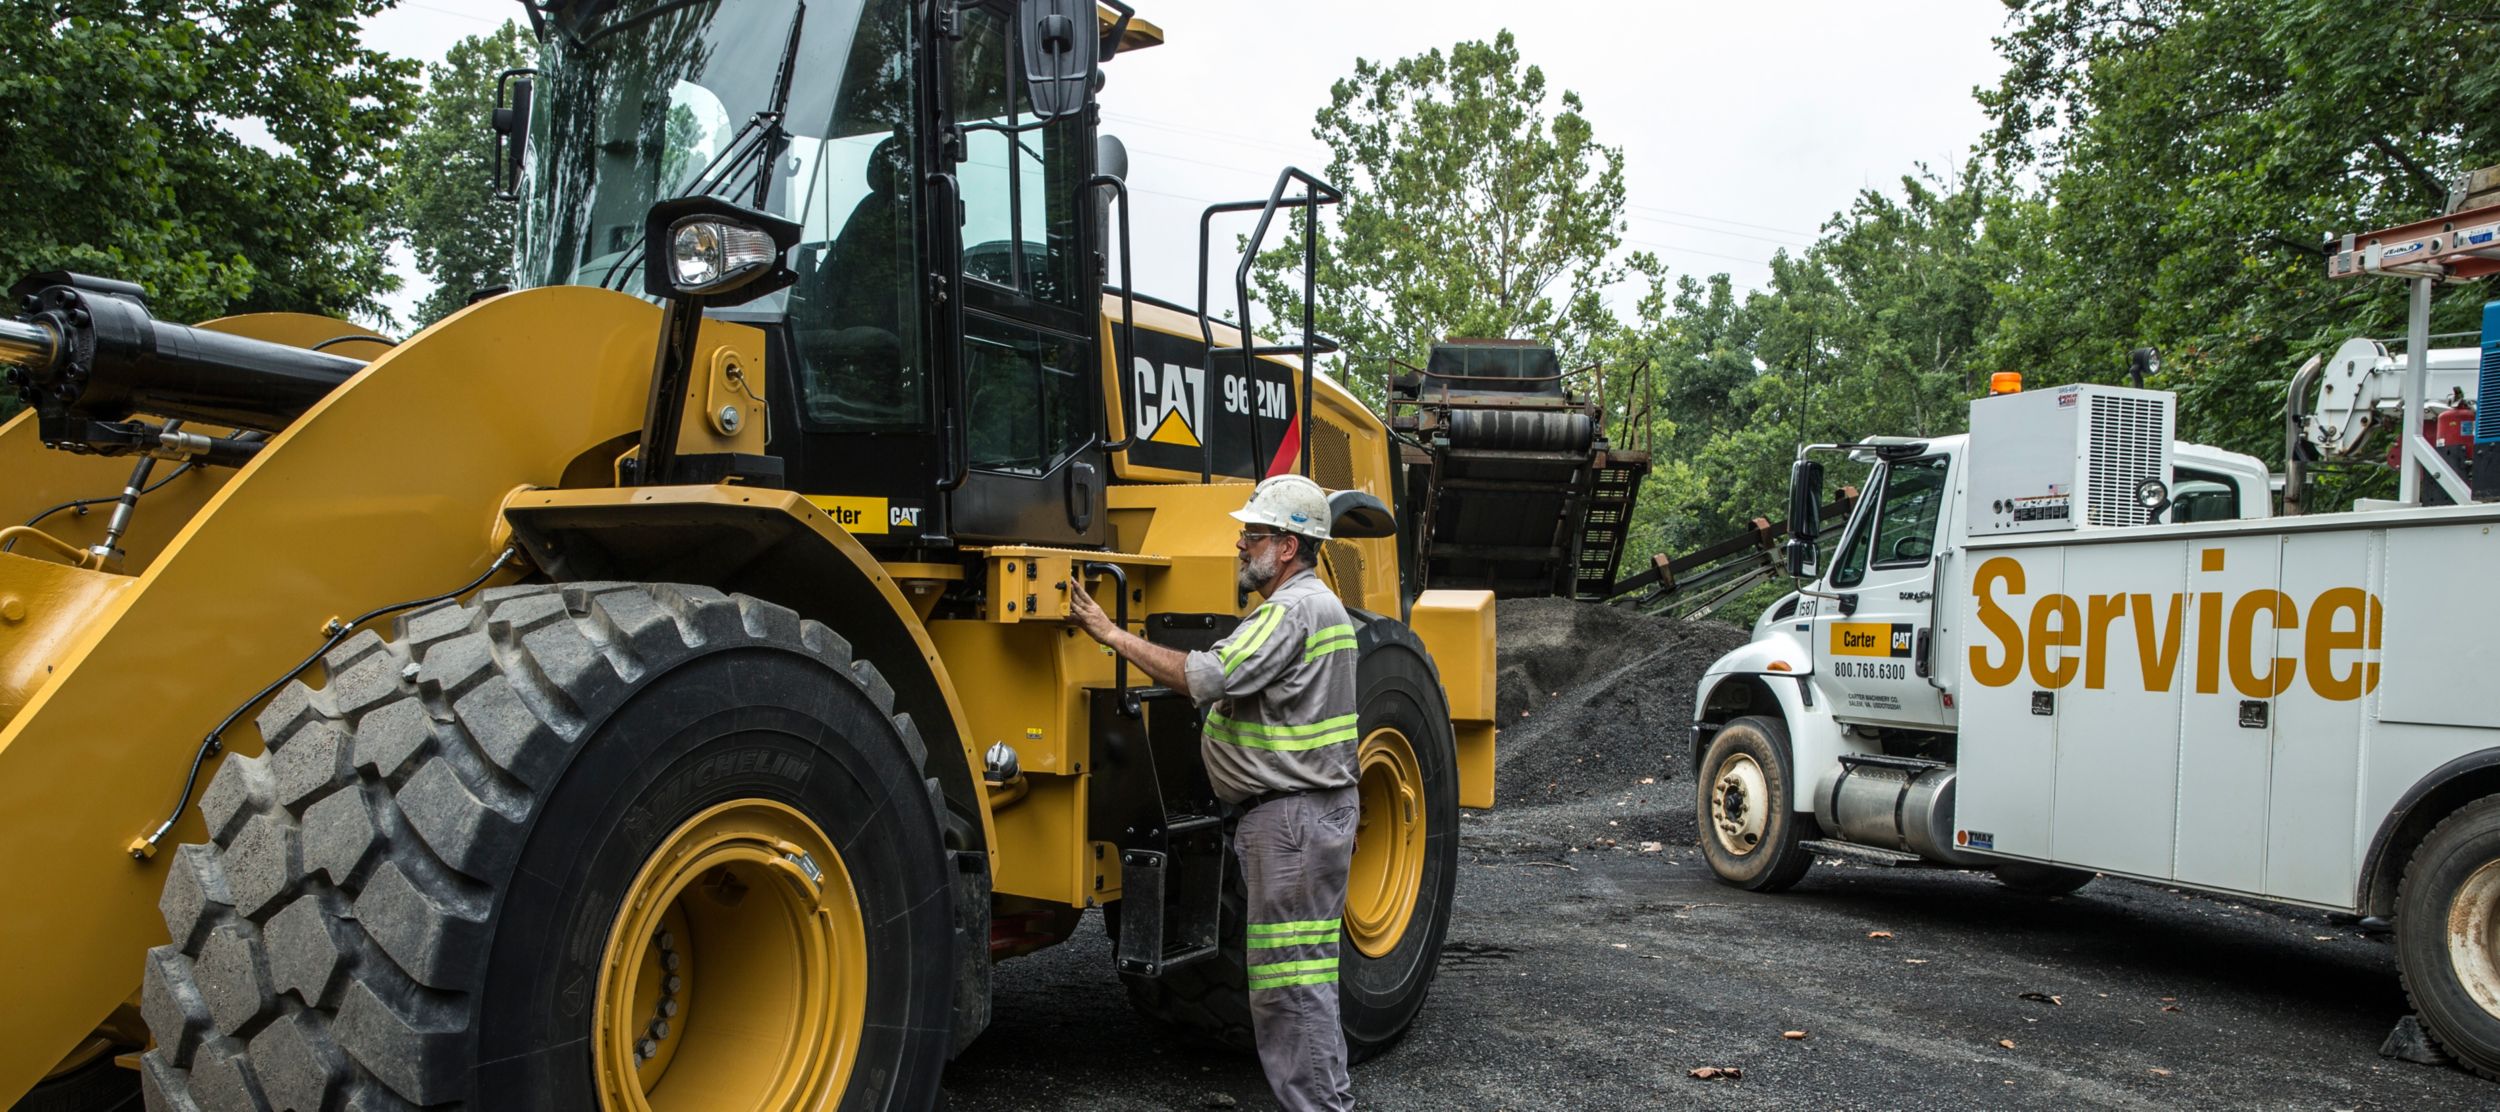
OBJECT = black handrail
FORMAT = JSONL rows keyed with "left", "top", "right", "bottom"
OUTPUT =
{"left": 1194, "top": 167, "right": 1344, "bottom": 482}
{"left": 1084, "top": 172, "right": 1137, "bottom": 454}
{"left": 928, "top": 170, "right": 971, "bottom": 492}
{"left": 1085, "top": 561, "right": 1141, "bottom": 717}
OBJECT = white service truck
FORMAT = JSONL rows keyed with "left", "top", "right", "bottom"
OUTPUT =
{"left": 1690, "top": 355, "right": 2500, "bottom": 1073}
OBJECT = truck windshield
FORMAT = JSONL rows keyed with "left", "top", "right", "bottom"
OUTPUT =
{"left": 516, "top": 0, "right": 909, "bottom": 301}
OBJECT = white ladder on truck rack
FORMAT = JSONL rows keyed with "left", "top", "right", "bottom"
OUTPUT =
{"left": 2325, "top": 193, "right": 2500, "bottom": 507}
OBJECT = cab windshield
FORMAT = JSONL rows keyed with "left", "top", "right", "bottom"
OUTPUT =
{"left": 518, "top": 0, "right": 908, "bottom": 296}
{"left": 517, "top": 0, "right": 926, "bottom": 428}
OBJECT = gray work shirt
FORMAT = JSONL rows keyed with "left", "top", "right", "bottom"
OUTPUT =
{"left": 1182, "top": 567, "right": 1361, "bottom": 804}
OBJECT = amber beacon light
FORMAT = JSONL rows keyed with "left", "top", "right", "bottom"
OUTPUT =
{"left": 1988, "top": 371, "right": 2024, "bottom": 395}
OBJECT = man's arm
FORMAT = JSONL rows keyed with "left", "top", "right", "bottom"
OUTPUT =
{"left": 1067, "top": 576, "right": 1192, "bottom": 692}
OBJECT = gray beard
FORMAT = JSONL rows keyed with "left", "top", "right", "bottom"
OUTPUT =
{"left": 1237, "top": 546, "right": 1283, "bottom": 594}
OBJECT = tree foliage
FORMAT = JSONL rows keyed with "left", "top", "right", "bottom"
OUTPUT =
{"left": 1976, "top": 0, "right": 2500, "bottom": 475}
{"left": 0, "top": 0, "right": 418, "bottom": 326}
{"left": 394, "top": 19, "right": 537, "bottom": 327}
{"left": 1250, "top": 31, "right": 1628, "bottom": 405}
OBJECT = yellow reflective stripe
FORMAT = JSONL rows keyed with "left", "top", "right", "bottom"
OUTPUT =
{"left": 1250, "top": 971, "right": 1340, "bottom": 990}
{"left": 1247, "top": 957, "right": 1337, "bottom": 977}
{"left": 1217, "top": 605, "right": 1286, "bottom": 674}
{"left": 1248, "top": 918, "right": 1342, "bottom": 934}
{"left": 1205, "top": 712, "right": 1360, "bottom": 752}
{"left": 1247, "top": 932, "right": 1338, "bottom": 949}
{"left": 1302, "top": 624, "right": 1357, "bottom": 662}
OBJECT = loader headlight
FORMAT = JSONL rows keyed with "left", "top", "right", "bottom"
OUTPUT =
{"left": 668, "top": 218, "right": 777, "bottom": 294}
{"left": 641, "top": 196, "right": 802, "bottom": 307}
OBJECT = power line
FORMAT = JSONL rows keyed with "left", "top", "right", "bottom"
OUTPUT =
{"left": 1625, "top": 202, "right": 1816, "bottom": 239}
{"left": 1624, "top": 211, "right": 1810, "bottom": 250}
{"left": 398, "top": 1, "right": 505, "bottom": 26}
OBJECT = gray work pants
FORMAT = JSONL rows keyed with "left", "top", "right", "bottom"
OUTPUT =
{"left": 1235, "top": 786, "right": 1360, "bottom": 1112}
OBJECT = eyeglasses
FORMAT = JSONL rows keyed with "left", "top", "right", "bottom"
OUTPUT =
{"left": 1239, "top": 528, "right": 1289, "bottom": 544}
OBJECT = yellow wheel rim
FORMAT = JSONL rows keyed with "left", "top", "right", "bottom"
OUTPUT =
{"left": 593, "top": 799, "right": 866, "bottom": 1112}
{"left": 1346, "top": 727, "right": 1426, "bottom": 959}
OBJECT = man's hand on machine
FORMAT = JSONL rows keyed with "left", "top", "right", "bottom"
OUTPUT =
{"left": 1067, "top": 576, "right": 1117, "bottom": 643}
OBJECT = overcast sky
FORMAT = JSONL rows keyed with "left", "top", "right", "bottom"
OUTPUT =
{"left": 361, "top": 1, "right": 2012, "bottom": 330}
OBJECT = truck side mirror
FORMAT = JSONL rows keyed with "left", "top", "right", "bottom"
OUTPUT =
{"left": 1784, "top": 458, "right": 1824, "bottom": 579}
{"left": 490, "top": 69, "right": 536, "bottom": 201}
{"left": 1019, "top": 0, "right": 1097, "bottom": 121}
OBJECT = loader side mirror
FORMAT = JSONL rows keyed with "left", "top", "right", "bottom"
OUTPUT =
{"left": 1783, "top": 458, "right": 1824, "bottom": 579}
{"left": 1019, "top": 0, "right": 1097, "bottom": 121}
{"left": 490, "top": 69, "right": 537, "bottom": 201}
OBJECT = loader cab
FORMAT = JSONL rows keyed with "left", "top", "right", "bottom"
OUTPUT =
{"left": 514, "top": 0, "right": 1138, "bottom": 550}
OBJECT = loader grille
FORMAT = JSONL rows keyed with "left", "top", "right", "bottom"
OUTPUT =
{"left": 2086, "top": 393, "right": 2169, "bottom": 527}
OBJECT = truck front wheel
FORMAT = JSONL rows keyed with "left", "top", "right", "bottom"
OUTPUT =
{"left": 1695, "top": 716, "right": 1815, "bottom": 892}
{"left": 2397, "top": 795, "right": 2500, "bottom": 1079}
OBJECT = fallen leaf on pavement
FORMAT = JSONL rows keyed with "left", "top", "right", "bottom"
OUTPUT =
{"left": 1640, "top": 841, "right": 1664, "bottom": 853}
{"left": 1687, "top": 1067, "right": 1743, "bottom": 1081}
{"left": 1612, "top": 943, "right": 1629, "bottom": 950}
{"left": 1638, "top": 777, "right": 1655, "bottom": 784}
{"left": 2018, "top": 992, "right": 2064, "bottom": 1006}
{"left": 1904, "top": 959, "right": 1929, "bottom": 965}
{"left": 1867, "top": 931, "right": 1894, "bottom": 940}
{"left": 1998, "top": 1039, "right": 2017, "bottom": 1050}
{"left": 1782, "top": 1030, "right": 1806, "bottom": 1040}
{"left": 2162, "top": 1005, "right": 2182, "bottom": 1013}
{"left": 2312, "top": 935, "right": 2335, "bottom": 942}
{"left": 2149, "top": 1068, "right": 2173, "bottom": 1077}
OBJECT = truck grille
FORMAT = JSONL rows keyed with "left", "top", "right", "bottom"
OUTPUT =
{"left": 2087, "top": 394, "right": 2167, "bottom": 526}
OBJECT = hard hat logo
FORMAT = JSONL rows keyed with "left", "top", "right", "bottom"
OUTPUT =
{"left": 1230, "top": 474, "right": 1333, "bottom": 541}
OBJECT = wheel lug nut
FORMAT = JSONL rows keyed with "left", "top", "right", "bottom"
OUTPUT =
{"left": 636, "top": 1038, "right": 657, "bottom": 1059}
{"left": 650, "top": 1019, "right": 670, "bottom": 1039}
{"left": 660, "top": 999, "right": 679, "bottom": 1018}
{"left": 661, "top": 951, "right": 681, "bottom": 972}
{"left": 656, "top": 929, "right": 675, "bottom": 951}
{"left": 665, "top": 975, "right": 682, "bottom": 994}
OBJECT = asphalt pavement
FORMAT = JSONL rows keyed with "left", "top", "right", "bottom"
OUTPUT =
{"left": 940, "top": 781, "right": 2497, "bottom": 1110}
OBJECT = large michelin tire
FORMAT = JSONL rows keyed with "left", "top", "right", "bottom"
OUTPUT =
{"left": 1121, "top": 617, "right": 1461, "bottom": 1062}
{"left": 139, "top": 583, "right": 956, "bottom": 1110}
{"left": 2394, "top": 795, "right": 2500, "bottom": 1080}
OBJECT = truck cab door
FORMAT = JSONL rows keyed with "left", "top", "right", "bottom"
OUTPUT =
{"left": 1809, "top": 453, "right": 1953, "bottom": 729}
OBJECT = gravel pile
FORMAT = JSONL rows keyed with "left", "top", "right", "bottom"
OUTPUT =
{"left": 1487, "top": 598, "right": 1752, "bottom": 812}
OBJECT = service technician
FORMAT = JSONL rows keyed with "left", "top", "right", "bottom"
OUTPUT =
{"left": 1066, "top": 473, "right": 1361, "bottom": 1112}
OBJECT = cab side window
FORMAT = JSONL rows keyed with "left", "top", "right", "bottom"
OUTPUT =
{"left": 2171, "top": 466, "right": 2245, "bottom": 523}
{"left": 1833, "top": 455, "right": 1949, "bottom": 587}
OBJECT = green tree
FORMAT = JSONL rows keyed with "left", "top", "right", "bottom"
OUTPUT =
{"left": 395, "top": 19, "right": 538, "bottom": 327}
{"left": 0, "top": 0, "right": 418, "bottom": 326}
{"left": 1977, "top": 0, "right": 2500, "bottom": 486}
{"left": 1250, "top": 30, "right": 1629, "bottom": 406}
{"left": 1624, "top": 166, "right": 2023, "bottom": 564}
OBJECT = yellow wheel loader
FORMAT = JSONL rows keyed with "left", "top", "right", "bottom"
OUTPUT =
{"left": 0, "top": 2, "right": 1498, "bottom": 1108}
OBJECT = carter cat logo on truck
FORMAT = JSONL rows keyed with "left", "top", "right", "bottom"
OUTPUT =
{"left": 1965, "top": 553, "right": 2384, "bottom": 701}
{"left": 1830, "top": 622, "right": 1914, "bottom": 658}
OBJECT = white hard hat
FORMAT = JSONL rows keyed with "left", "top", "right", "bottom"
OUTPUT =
{"left": 1230, "top": 474, "right": 1332, "bottom": 541}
